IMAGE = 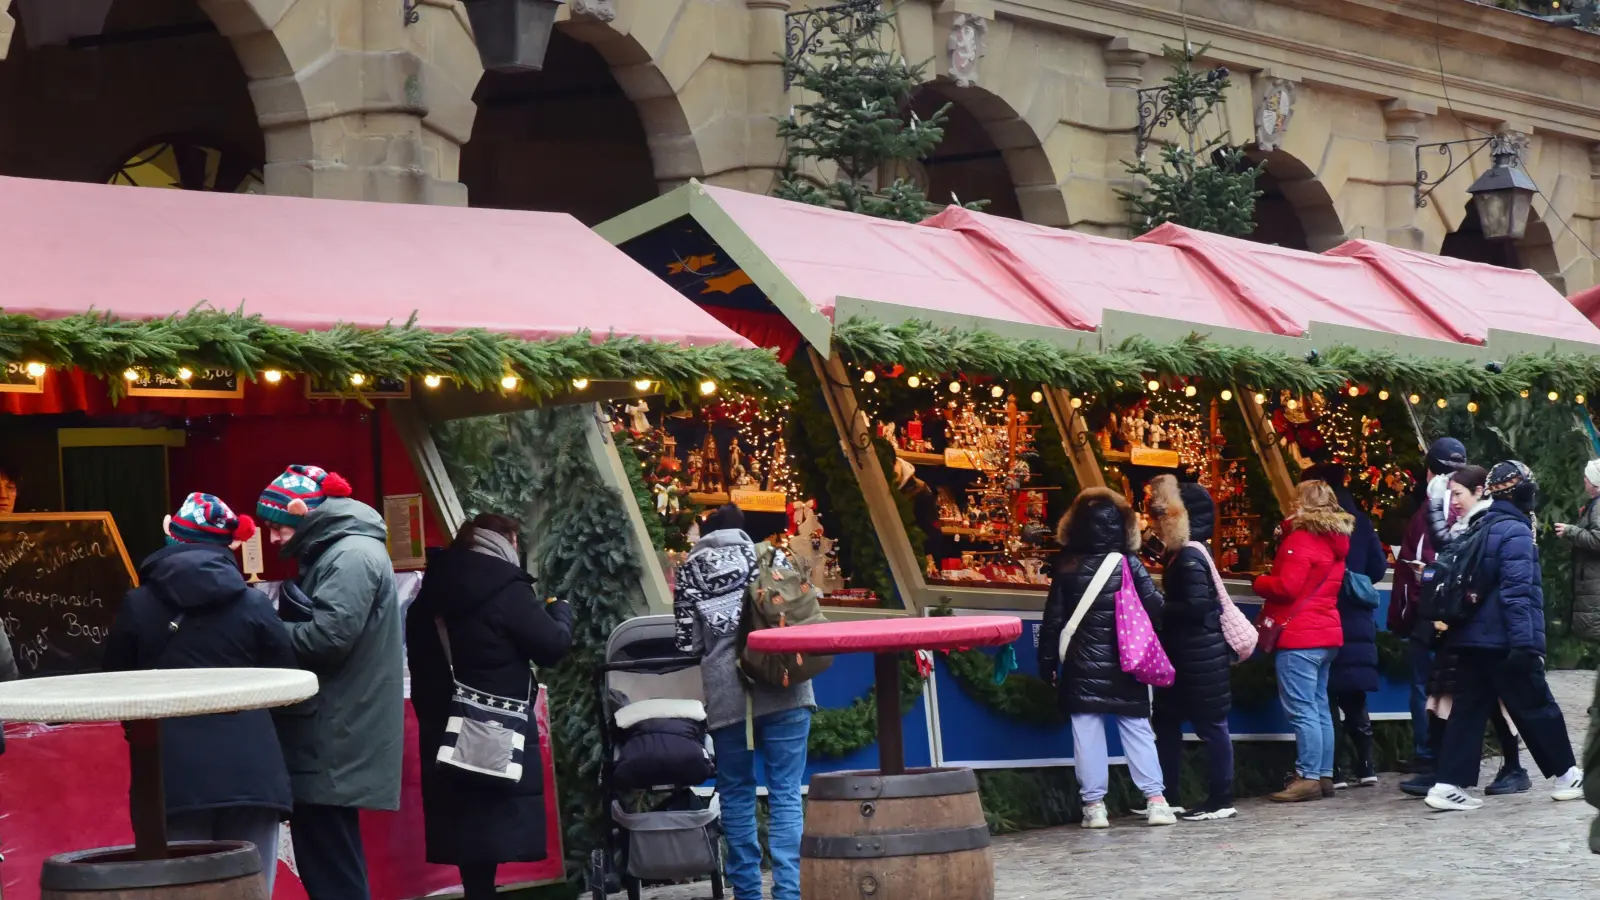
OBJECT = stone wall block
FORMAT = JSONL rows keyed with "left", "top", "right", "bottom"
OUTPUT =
{"left": 654, "top": 0, "right": 714, "bottom": 94}
{"left": 623, "top": 0, "right": 689, "bottom": 64}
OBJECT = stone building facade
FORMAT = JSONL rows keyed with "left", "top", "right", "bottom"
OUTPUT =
{"left": 1, "top": 0, "right": 1596, "bottom": 291}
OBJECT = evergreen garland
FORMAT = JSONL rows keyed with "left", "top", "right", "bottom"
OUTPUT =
{"left": 833, "top": 317, "right": 1600, "bottom": 400}
{"left": 0, "top": 306, "right": 790, "bottom": 401}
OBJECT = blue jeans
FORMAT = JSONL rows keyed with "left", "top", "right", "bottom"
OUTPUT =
{"left": 1277, "top": 647, "right": 1337, "bottom": 778}
{"left": 710, "top": 707, "right": 811, "bottom": 900}
{"left": 1409, "top": 636, "right": 1434, "bottom": 761}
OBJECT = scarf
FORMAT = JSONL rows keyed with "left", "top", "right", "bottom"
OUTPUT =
{"left": 465, "top": 527, "right": 518, "bottom": 566}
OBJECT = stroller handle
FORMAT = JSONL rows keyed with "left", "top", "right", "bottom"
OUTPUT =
{"left": 599, "top": 656, "right": 700, "bottom": 674}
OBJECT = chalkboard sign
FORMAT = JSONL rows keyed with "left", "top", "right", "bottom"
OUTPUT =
{"left": 127, "top": 367, "right": 243, "bottom": 399}
{"left": 0, "top": 361, "right": 44, "bottom": 394}
{"left": 0, "top": 513, "right": 137, "bottom": 677}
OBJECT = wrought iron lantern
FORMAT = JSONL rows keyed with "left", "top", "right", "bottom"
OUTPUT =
{"left": 464, "top": 0, "right": 563, "bottom": 73}
{"left": 1466, "top": 137, "right": 1537, "bottom": 242}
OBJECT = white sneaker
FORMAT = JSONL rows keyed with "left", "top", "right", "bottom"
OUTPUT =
{"left": 1081, "top": 802, "right": 1109, "bottom": 829}
{"left": 1146, "top": 800, "right": 1177, "bottom": 826}
{"left": 1551, "top": 766, "right": 1585, "bottom": 801}
{"left": 1425, "top": 783, "right": 1484, "bottom": 811}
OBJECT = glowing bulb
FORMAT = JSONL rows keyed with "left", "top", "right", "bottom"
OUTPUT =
{"left": 699, "top": 380, "right": 717, "bottom": 396}
{"left": 1147, "top": 379, "right": 1161, "bottom": 392}
{"left": 571, "top": 378, "right": 589, "bottom": 390}
{"left": 1549, "top": 390, "right": 1560, "bottom": 402}
{"left": 123, "top": 368, "right": 139, "bottom": 382}
{"left": 1030, "top": 391, "right": 1044, "bottom": 403}
{"left": 633, "top": 379, "right": 653, "bottom": 391}
{"left": 906, "top": 376, "right": 921, "bottom": 389}
{"left": 1286, "top": 398, "right": 1299, "bottom": 410}
{"left": 1436, "top": 397, "right": 1448, "bottom": 409}
{"left": 1220, "top": 389, "right": 1233, "bottom": 402}
{"left": 1378, "top": 390, "right": 1390, "bottom": 401}
{"left": 1348, "top": 386, "right": 1360, "bottom": 398}
{"left": 423, "top": 374, "right": 442, "bottom": 389}
{"left": 991, "top": 385, "right": 1005, "bottom": 399}
{"left": 948, "top": 380, "right": 962, "bottom": 394}
{"left": 178, "top": 367, "right": 193, "bottom": 382}
{"left": 264, "top": 369, "right": 283, "bottom": 384}
{"left": 1520, "top": 389, "right": 1530, "bottom": 399}
{"left": 1408, "top": 394, "right": 1420, "bottom": 405}
{"left": 350, "top": 373, "right": 367, "bottom": 387}
{"left": 1467, "top": 401, "right": 1479, "bottom": 414}
{"left": 1253, "top": 393, "right": 1265, "bottom": 405}
{"left": 1184, "top": 384, "right": 1198, "bottom": 398}
{"left": 1070, "top": 397, "right": 1083, "bottom": 409}
{"left": 1579, "top": 394, "right": 1589, "bottom": 405}
{"left": 23, "top": 362, "right": 45, "bottom": 378}
{"left": 502, "top": 375, "right": 520, "bottom": 391}
{"left": 862, "top": 370, "right": 877, "bottom": 384}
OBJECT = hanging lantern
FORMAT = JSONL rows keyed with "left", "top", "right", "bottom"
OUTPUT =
{"left": 1467, "top": 135, "right": 1537, "bottom": 242}
{"left": 464, "top": 0, "right": 564, "bottom": 73}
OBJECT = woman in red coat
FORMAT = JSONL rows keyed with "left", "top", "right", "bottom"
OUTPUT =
{"left": 1254, "top": 479, "right": 1352, "bottom": 803}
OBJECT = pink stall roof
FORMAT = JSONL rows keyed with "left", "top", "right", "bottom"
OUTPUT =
{"left": 1136, "top": 224, "right": 1467, "bottom": 342}
{"left": 699, "top": 185, "right": 1074, "bottom": 330}
{"left": 1571, "top": 284, "right": 1600, "bottom": 321}
{"left": 0, "top": 176, "right": 753, "bottom": 348}
{"left": 923, "top": 207, "right": 1277, "bottom": 333}
{"left": 1326, "top": 240, "right": 1600, "bottom": 348}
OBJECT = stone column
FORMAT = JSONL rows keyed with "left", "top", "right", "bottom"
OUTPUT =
{"left": 1381, "top": 97, "right": 1435, "bottom": 250}
{"left": 1100, "top": 37, "right": 1150, "bottom": 236}
{"left": 744, "top": 0, "right": 791, "bottom": 196}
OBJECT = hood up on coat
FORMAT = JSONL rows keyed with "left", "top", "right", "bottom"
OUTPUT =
{"left": 281, "top": 497, "right": 388, "bottom": 564}
{"left": 1179, "top": 482, "right": 1216, "bottom": 543}
{"left": 138, "top": 542, "right": 252, "bottom": 611}
{"left": 1057, "top": 487, "right": 1140, "bottom": 555}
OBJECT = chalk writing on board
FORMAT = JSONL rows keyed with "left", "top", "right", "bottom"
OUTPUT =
{"left": 0, "top": 514, "right": 137, "bottom": 677}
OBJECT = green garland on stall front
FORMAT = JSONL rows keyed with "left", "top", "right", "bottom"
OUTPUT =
{"left": 807, "top": 656, "right": 926, "bottom": 759}
{"left": 0, "top": 306, "right": 792, "bottom": 401}
{"left": 833, "top": 317, "right": 1600, "bottom": 400}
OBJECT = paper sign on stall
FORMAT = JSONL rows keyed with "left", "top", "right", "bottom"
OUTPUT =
{"left": 240, "top": 529, "right": 265, "bottom": 583}
{"left": 384, "top": 493, "right": 427, "bottom": 570}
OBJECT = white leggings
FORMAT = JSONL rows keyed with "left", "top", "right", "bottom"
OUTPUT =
{"left": 1071, "top": 714, "right": 1166, "bottom": 804}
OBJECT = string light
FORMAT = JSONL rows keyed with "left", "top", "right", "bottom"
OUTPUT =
{"left": 350, "top": 373, "right": 367, "bottom": 387}
{"left": 1070, "top": 397, "right": 1083, "bottom": 409}
{"left": 23, "top": 362, "right": 45, "bottom": 378}
{"left": 1030, "top": 390, "right": 1043, "bottom": 403}
{"left": 1467, "top": 401, "right": 1479, "bottom": 414}
{"left": 264, "top": 370, "right": 284, "bottom": 384}
{"left": 862, "top": 370, "right": 877, "bottom": 384}
{"left": 990, "top": 385, "right": 1004, "bottom": 399}
{"left": 123, "top": 369, "right": 139, "bottom": 382}
{"left": 1184, "top": 384, "right": 1198, "bottom": 398}
{"left": 1378, "top": 390, "right": 1390, "bottom": 401}
{"left": 700, "top": 380, "right": 717, "bottom": 396}
{"left": 1408, "top": 393, "right": 1420, "bottom": 405}
{"left": 1253, "top": 392, "right": 1265, "bottom": 405}
{"left": 571, "top": 378, "right": 589, "bottom": 390}
{"left": 1220, "top": 389, "right": 1233, "bottom": 401}
{"left": 1549, "top": 390, "right": 1560, "bottom": 402}
{"left": 1579, "top": 393, "right": 1588, "bottom": 405}
{"left": 1286, "top": 398, "right": 1299, "bottom": 410}
{"left": 948, "top": 380, "right": 962, "bottom": 394}
{"left": 1348, "top": 386, "right": 1360, "bottom": 398}
{"left": 1520, "top": 389, "right": 1530, "bottom": 399}
{"left": 906, "top": 375, "right": 921, "bottom": 389}
{"left": 633, "top": 379, "right": 653, "bottom": 391}
{"left": 178, "top": 368, "right": 193, "bottom": 382}
{"left": 1147, "top": 379, "right": 1161, "bottom": 392}
{"left": 1435, "top": 398, "right": 1447, "bottom": 409}
{"left": 502, "top": 374, "right": 520, "bottom": 391}
{"left": 423, "top": 374, "right": 442, "bottom": 389}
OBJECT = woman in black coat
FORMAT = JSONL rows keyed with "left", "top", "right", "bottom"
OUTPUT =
{"left": 1146, "top": 476, "right": 1236, "bottom": 820}
{"left": 1038, "top": 488, "right": 1174, "bottom": 826}
{"left": 408, "top": 513, "right": 575, "bottom": 900}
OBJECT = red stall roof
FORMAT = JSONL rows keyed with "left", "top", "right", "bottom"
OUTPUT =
{"left": 698, "top": 185, "right": 1075, "bottom": 331}
{"left": 0, "top": 175, "right": 752, "bottom": 348}
{"left": 1326, "top": 240, "right": 1600, "bottom": 347}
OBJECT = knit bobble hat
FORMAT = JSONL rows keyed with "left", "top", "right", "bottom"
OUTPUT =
{"left": 257, "top": 464, "right": 353, "bottom": 528}
{"left": 1486, "top": 460, "right": 1538, "bottom": 511}
{"left": 168, "top": 493, "right": 256, "bottom": 546}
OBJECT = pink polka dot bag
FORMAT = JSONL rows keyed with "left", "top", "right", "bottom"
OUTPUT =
{"left": 1115, "top": 557, "right": 1175, "bottom": 687}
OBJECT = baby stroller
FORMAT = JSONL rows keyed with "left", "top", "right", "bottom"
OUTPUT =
{"left": 588, "top": 614, "right": 724, "bottom": 900}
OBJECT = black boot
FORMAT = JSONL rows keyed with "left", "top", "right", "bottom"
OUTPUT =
{"left": 1353, "top": 718, "right": 1377, "bottom": 786}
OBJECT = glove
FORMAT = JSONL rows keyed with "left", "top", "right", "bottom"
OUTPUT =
{"left": 1506, "top": 647, "right": 1542, "bottom": 675}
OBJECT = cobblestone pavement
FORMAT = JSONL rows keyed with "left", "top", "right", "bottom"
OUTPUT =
{"left": 643, "top": 669, "right": 1600, "bottom": 900}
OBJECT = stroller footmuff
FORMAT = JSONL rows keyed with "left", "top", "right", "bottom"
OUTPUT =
{"left": 613, "top": 698, "right": 715, "bottom": 791}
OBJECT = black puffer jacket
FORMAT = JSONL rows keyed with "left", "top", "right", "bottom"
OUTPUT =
{"left": 1038, "top": 488, "right": 1164, "bottom": 718}
{"left": 1153, "top": 483, "right": 1232, "bottom": 723}
{"left": 103, "top": 543, "right": 297, "bottom": 816}
{"left": 408, "top": 536, "right": 575, "bottom": 865}
{"left": 1330, "top": 488, "right": 1389, "bottom": 695}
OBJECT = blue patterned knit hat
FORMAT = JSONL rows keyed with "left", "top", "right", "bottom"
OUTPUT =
{"left": 168, "top": 492, "right": 255, "bottom": 546}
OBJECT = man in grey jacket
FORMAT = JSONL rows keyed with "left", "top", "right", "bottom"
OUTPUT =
{"left": 259, "top": 465, "right": 402, "bottom": 900}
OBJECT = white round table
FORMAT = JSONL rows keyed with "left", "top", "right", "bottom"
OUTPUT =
{"left": 0, "top": 668, "right": 317, "bottom": 860}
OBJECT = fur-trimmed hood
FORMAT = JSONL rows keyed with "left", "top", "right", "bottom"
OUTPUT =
{"left": 1147, "top": 475, "right": 1189, "bottom": 553}
{"left": 1288, "top": 504, "right": 1355, "bottom": 536}
{"left": 1057, "top": 487, "right": 1140, "bottom": 555}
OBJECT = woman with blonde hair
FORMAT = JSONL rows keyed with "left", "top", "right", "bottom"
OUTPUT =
{"left": 1255, "top": 479, "right": 1352, "bottom": 803}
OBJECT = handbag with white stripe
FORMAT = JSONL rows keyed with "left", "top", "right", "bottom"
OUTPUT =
{"left": 435, "top": 618, "right": 529, "bottom": 783}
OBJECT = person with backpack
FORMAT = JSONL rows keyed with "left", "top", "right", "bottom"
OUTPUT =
{"left": 1256, "top": 479, "right": 1350, "bottom": 804}
{"left": 1303, "top": 465, "right": 1388, "bottom": 789}
{"left": 1146, "top": 476, "right": 1236, "bottom": 821}
{"left": 673, "top": 504, "right": 814, "bottom": 900}
{"left": 1037, "top": 488, "right": 1173, "bottom": 828}
{"left": 1427, "top": 461, "right": 1585, "bottom": 811}
{"left": 1553, "top": 458, "right": 1600, "bottom": 641}
{"left": 1400, "top": 465, "right": 1529, "bottom": 798}
{"left": 103, "top": 493, "right": 296, "bottom": 892}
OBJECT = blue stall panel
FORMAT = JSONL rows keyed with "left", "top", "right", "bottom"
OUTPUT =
{"left": 802, "top": 651, "right": 934, "bottom": 782}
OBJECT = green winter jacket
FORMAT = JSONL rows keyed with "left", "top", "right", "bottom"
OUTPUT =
{"left": 1562, "top": 497, "right": 1600, "bottom": 642}
{"left": 277, "top": 498, "right": 404, "bottom": 810}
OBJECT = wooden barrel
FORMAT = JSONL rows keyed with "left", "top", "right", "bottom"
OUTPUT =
{"left": 801, "top": 768, "right": 993, "bottom": 900}
{"left": 42, "top": 842, "right": 265, "bottom": 900}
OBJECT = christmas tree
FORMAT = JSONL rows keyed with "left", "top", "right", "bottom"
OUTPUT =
{"left": 775, "top": 2, "right": 984, "bottom": 223}
{"left": 1119, "top": 44, "right": 1262, "bottom": 237}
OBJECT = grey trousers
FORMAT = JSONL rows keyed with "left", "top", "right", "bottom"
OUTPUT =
{"left": 167, "top": 806, "right": 282, "bottom": 896}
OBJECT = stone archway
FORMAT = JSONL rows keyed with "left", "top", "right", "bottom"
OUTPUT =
{"left": 1440, "top": 202, "right": 1565, "bottom": 292}
{"left": 1245, "top": 149, "right": 1347, "bottom": 251}
{"left": 898, "top": 82, "right": 1052, "bottom": 221}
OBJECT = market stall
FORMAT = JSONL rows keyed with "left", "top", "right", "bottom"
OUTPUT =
{"left": 0, "top": 175, "right": 786, "bottom": 900}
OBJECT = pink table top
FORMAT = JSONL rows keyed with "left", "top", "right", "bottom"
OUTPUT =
{"left": 745, "top": 616, "right": 1022, "bottom": 655}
